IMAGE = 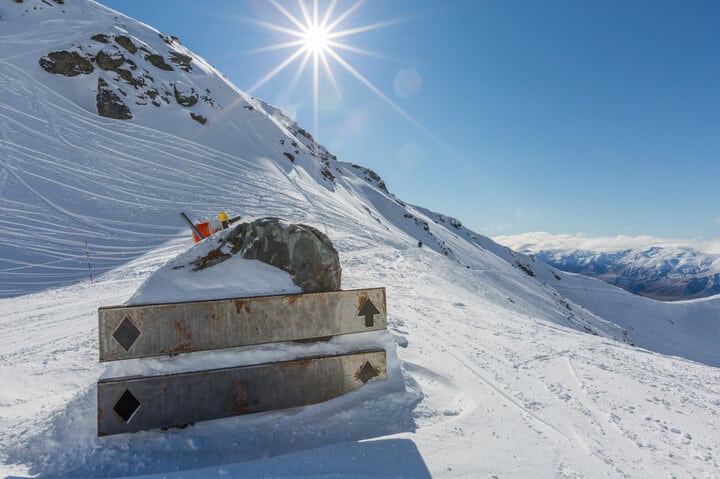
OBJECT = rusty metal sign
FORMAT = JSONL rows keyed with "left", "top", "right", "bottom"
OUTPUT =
{"left": 98, "top": 288, "right": 386, "bottom": 362}
{"left": 97, "top": 349, "right": 387, "bottom": 436}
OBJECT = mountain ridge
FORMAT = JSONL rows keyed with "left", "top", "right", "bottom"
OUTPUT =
{"left": 498, "top": 232, "right": 720, "bottom": 300}
{"left": 2, "top": 1, "right": 720, "bottom": 477}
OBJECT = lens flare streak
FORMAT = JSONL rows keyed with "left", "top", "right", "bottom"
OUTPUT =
{"left": 246, "top": 0, "right": 430, "bottom": 146}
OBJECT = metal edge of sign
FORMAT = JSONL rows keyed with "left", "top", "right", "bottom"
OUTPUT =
{"left": 98, "top": 287, "right": 387, "bottom": 311}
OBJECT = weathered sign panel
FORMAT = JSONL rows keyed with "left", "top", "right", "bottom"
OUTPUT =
{"left": 97, "top": 349, "right": 387, "bottom": 436}
{"left": 99, "top": 288, "right": 386, "bottom": 362}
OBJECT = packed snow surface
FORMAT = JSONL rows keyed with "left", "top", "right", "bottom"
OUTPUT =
{"left": 3, "top": 243, "right": 720, "bottom": 478}
{"left": 1, "top": 1, "right": 719, "bottom": 478}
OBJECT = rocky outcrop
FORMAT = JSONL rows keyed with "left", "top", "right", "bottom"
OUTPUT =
{"left": 193, "top": 218, "right": 342, "bottom": 293}
{"left": 96, "top": 78, "right": 132, "bottom": 120}
{"left": 39, "top": 30, "right": 217, "bottom": 123}
{"left": 94, "top": 50, "right": 145, "bottom": 88}
{"left": 173, "top": 83, "right": 198, "bottom": 107}
{"left": 95, "top": 50, "right": 126, "bottom": 70}
{"left": 145, "top": 53, "right": 173, "bottom": 71}
{"left": 39, "top": 51, "right": 93, "bottom": 76}
{"left": 115, "top": 35, "right": 138, "bottom": 54}
{"left": 189, "top": 112, "right": 207, "bottom": 124}
{"left": 91, "top": 33, "right": 110, "bottom": 44}
{"left": 169, "top": 52, "right": 192, "bottom": 72}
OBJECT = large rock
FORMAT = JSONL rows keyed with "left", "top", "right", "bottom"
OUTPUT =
{"left": 95, "top": 50, "right": 126, "bottom": 71}
{"left": 115, "top": 35, "right": 138, "bottom": 54}
{"left": 193, "top": 218, "right": 342, "bottom": 293}
{"left": 39, "top": 51, "right": 93, "bottom": 76}
{"left": 96, "top": 78, "right": 132, "bottom": 120}
{"left": 173, "top": 83, "right": 198, "bottom": 107}
{"left": 145, "top": 53, "right": 173, "bottom": 71}
{"left": 169, "top": 52, "right": 193, "bottom": 72}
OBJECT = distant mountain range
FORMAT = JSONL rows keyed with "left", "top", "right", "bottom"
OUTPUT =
{"left": 3, "top": 3, "right": 720, "bottom": 477}
{"left": 498, "top": 238, "right": 720, "bottom": 301}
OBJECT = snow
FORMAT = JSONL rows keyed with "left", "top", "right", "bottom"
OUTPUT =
{"left": 3, "top": 245, "right": 719, "bottom": 478}
{"left": 125, "top": 227, "right": 302, "bottom": 306}
{"left": 1, "top": 1, "right": 719, "bottom": 478}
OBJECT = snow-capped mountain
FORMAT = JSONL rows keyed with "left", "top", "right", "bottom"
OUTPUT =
{"left": 497, "top": 233, "right": 720, "bottom": 300}
{"left": 1, "top": 1, "right": 719, "bottom": 477}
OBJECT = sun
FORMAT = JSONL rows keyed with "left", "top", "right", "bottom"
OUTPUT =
{"left": 244, "top": 0, "right": 431, "bottom": 146}
{"left": 304, "top": 24, "right": 330, "bottom": 54}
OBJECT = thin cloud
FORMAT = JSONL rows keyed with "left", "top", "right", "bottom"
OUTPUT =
{"left": 493, "top": 232, "right": 720, "bottom": 255}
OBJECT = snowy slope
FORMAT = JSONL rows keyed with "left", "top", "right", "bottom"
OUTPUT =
{"left": 0, "top": 0, "right": 336, "bottom": 297}
{"left": 489, "top": 242, "right": 720, "bottom": 367}
{"left": 2, "top": 242, "right": 719, "bottom": 478}
{"left": 1, "top": 1, "right": 719, "bottom": 478}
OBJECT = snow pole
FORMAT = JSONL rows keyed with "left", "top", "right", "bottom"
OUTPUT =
{"left": 180, "top": 212, "right": 205, "bottom": 240}
{"left": 85, "top": 240, "right": 93, "bottom": 283}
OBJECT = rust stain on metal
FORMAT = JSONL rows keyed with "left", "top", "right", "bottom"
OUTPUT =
{"left": 160, "top": 343, "right": 195, "bottom": 354}
{"left": 230, "top": 379, "right": 249, "bottom": 414}
{"left": 294, "top": 335, "right": 333, "bottom": 343}
{"left": 173, "top": 319, "right": 182, "bottom": 344}
{"left": 357, "top": 292, "right": 369, "bottom": 310}
{"left": 285, "top": 294, "right": 301, "bottom": 306}
{"left": 222, "top": 385, "right": 230, "bottom": 412}
{"left": 233, "top": 300, "right": 252, "bottom": 316}
{"left": 233, "top": 299, "right": 245, "bottom": 316}
{"left": 289, "top": 357, "right": 314, "bottom": 369}
{"left": 160, "top": 319, "right": 193, "bottom": 354}
{"left": 174, "top": 321, "right": 191, "bottom": 346}
{"left": 202, "top": 303, "right": 216, "bottom": 320}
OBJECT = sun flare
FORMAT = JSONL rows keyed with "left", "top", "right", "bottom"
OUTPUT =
{"left": 304, "top": 25, "right": 330, "bottom": 53}
{"left": 245, "top": 0, "right": 429, "bottom": 145}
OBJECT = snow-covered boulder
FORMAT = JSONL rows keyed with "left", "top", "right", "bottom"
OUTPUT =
{"left": 127, "top": 218, "right": 341, "bottom": 305}
{"left": 196, "top": 217, "right": 342, "bottom": 293}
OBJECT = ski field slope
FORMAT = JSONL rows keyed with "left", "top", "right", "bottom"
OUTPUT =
{"left": 1, "top": 1, "right": 719, "bottom": 477}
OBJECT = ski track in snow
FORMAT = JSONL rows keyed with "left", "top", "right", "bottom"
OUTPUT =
{"left": 1, "top": 2, "right": 719, "bottom": 477}
{"left": 0, "top": 58, "right": 312, "bottom": 296}
{"left": 3, "top": 237, "right": 719, "bottom": 478}
{"left": 343, "top": 248, "right": 720, "bottom": 478}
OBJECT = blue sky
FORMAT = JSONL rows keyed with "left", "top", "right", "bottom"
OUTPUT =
{"left": 97, "top": 0, "right": 720, "bottom": 240}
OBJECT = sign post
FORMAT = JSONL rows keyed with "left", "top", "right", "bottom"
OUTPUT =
{"left": 96, "top": 288, "right": 389, "bottom": 436}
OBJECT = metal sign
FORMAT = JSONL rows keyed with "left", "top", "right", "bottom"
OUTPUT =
{"left": 98, "top": 288, "right": 387, "bottom": 362}
{"left": 97, "top": 349, "right": 387, "bottom": 436}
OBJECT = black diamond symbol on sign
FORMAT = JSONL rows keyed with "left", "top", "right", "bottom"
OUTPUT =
{"left": 356, "top": 361, "right": 379, "bottom": 384}
{"left": 113, "top": 316, "right": 140, "bottom": 351}
{"left": 114, "top": 389, "right": 141, "bottom": 423}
